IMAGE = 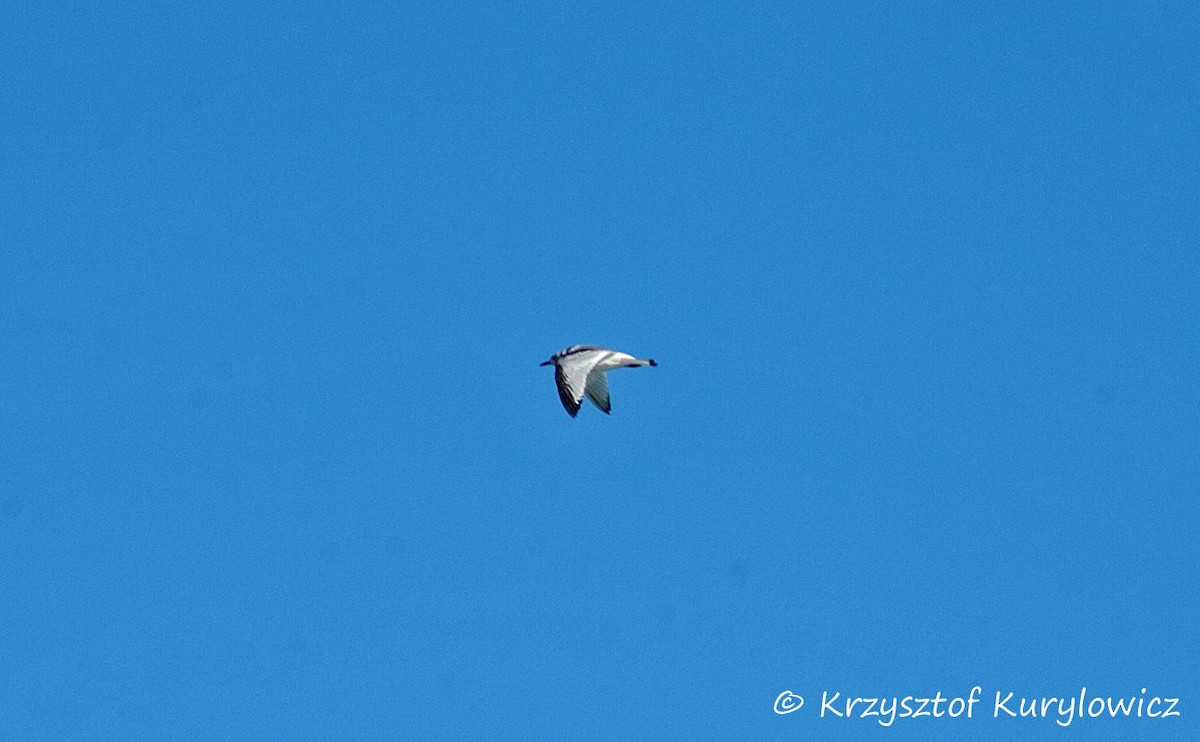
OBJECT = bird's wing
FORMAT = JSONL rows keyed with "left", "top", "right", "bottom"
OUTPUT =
{"left": 554, "top": 352, "right": 601, "bottom": 417}
{"left": 584, "top": 370, "right": 611, "bottom": 414}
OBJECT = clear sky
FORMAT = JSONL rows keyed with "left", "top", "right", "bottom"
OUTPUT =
{"left": 2, "top": 1, "right": 1197, "bottom": 739}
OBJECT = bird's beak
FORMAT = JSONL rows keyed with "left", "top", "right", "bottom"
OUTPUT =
{"left": 539, "top": 360, "right": 552, "bottom": 367}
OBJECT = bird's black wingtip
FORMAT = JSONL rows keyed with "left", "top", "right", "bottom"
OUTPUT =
{"left": 648, "top": 359, "right": 658, "bottom": 366}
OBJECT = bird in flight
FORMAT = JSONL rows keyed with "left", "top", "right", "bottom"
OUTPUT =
{"left": 540, "top": 345, "right": 658, "bottom": 417}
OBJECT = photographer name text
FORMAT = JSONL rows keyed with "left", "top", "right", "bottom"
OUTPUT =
{"left": 773, "top": 686, "right": 1179, "bottom": 727}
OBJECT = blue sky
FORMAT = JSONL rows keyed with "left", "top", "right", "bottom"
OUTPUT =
{"left": 2, "top": 1, "right": 1197, "bottom": 739}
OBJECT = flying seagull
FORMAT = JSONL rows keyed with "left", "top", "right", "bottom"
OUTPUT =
{"left": 540, "top": 345, "right": 658, "bottom": 417}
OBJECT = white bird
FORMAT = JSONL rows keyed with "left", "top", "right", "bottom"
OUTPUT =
{"left": 540, "top": 345, "right": 658, "bottom": 417}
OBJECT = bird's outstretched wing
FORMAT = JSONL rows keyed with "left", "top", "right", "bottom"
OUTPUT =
{"left": 554, "top": 352, "right": 601, "bottom": 417}
{"left": 584, "top": 370, "right": 610, "bottom": 414}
